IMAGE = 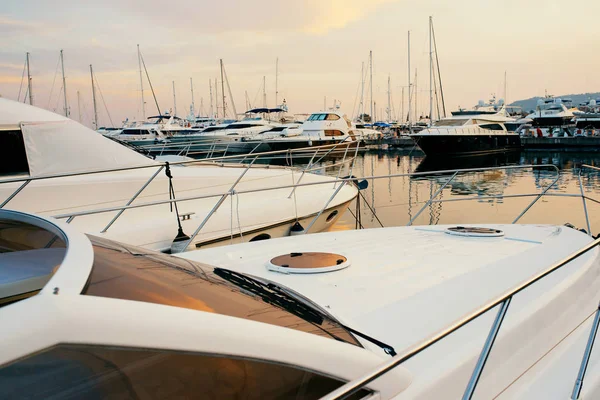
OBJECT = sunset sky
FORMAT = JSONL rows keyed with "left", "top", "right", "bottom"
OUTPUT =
{"left": 1, "top": 0, "right": 599, "bottom": 127}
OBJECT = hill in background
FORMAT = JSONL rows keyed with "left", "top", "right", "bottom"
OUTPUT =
{"left": 510, "top": 92, "right": 600, "bottom": 112}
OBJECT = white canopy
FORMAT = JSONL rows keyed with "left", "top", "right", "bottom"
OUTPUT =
{"left": 0, "top": 98, "right": 154, "bottom": 177}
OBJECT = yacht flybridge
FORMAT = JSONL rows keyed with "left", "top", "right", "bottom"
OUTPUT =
{"left": 0, "top": 98, "right": 358, "bottom": 252}
{"left": 411, "top": 110, "right": 521, "bottom": 157}
{"left": 3, "top": 175, "right": 600, "bottom": 398}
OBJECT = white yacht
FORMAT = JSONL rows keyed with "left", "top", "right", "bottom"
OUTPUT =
{"left": 2, "top": 197, "right": 600, "bottom": 398}
{"left": 0, "top": 98, "right": 358, "bottom": 252}
{"left": 452, "top": 96, "right": 505, "bottom": 117}
{"left": 255, "top": 110, "right": 361, "bottom": 152}
{"left": 114, "top": 115, "right": 195, "bottom": 146}
{"left": 573, "top": 99, "right": 600, "bottom": 132}
{"left": 525, "top": 96, "right": 576, "bottom": 131}
{"left": 411, "top": 111, "right": 521, "bottom": 157}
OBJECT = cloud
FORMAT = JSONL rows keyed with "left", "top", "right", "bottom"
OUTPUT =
{"left": 302, "top": 0, "right": 396, "bottom": 35}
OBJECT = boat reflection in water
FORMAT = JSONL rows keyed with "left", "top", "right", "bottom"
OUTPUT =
{"left": 414, "top": 151, "right": 522, "bottom": 174}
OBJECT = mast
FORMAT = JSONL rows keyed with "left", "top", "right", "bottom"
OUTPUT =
{"left": 90, "top": 64, "right": 98, "bottom": 129}
{"left": 137, "top": 44, "right": 146, "bottom": 120}
{"left": 172, "top": 81, "right": 177, "bottom": 116}
{"left": 190, "top": 78, "right": 195, "bottom": 116}
{"left": 504, "top": 71, "right": 507, "bottom": 105}
{"left": 429, "top": 16, "right": 433, "bottom": 122}
{"left": 222, "top": 61, "right": 238, "bottom": 119}
{"left": 431, "top": 21, "right": 446, "bottom": 118}
{"left": 387, "top": 74, "right": 391, "bottom": 123}
{"left": 26, "top": 52, "right": 33, "bottom": 106}
{"left": 407, "top": 31, "right": 411, "bottom": 129}
{"left": 401, "top": 87, "right": 405, "bottom": 124}
{"left": 275, "top": 57, "right": 279, "bottom": 106}
{"left": 263, "top": 76, "right": 267, "bottom": 108}
{"left": 77, "top": 90, "right": 81, "bottom": 123}
{"left": 209, "top": 79, "right": 214, "bottom": 118}
{"left": 415, "top": 69, "right": 418, "bottom": 122}
{"left": 60, "top": 49, "right": 69, "bottom": 117}
{"left": 245, "top": 90, "right": 249, "bottom": 111}
{"left": 359, "top": 62, "right": 365, "bottom": 120}
{"left": 220, "top": 59, "right": 226, "bottom": 118}
{"left": 369, "top": 50, "right": 373, "bottom": 122}
{"left": 214, "top": 78, "right": 219, "bottom": 118}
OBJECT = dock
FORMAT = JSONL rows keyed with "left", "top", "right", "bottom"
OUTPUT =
{"left": 521, "top": 137, "right": 600, "bottom": 151}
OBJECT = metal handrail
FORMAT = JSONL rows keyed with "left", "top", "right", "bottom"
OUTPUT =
{"left": 321, "top": 235, "right": 600, "bottom": 400}
{"left": 49, "top": 164, "right": 559, "bottom": 221}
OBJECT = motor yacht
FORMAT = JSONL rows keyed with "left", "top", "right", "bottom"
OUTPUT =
{"left": 525, "top": 96, "right": 576, "bottom": 132}
{"left": 573, "top": 99, "right": 600, "bottom": 132}
{"left": 410, "top": 111, "right": 521, "bottom": 157}
{"left": 2, "top": 190, "right": 600, "bottom": 398}
{"left": 0, "top": 98, "right": 358, "bottom": 253}
{"left": 452, "top": 96, "right": 505, "bottom": 117}
{"left": 112, "top": 114, "right": 196, "bottom": 147}
{"left": 250, "top": 110, "right": 362, "bottom": 153}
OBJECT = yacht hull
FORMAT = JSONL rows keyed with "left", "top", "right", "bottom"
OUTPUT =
{"left": 413, "top": 134, "right": 521, "bottom": 157}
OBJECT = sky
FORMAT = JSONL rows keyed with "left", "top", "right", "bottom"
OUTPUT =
{"left": 1, "top": 0, "right": 599, "bottom": 128}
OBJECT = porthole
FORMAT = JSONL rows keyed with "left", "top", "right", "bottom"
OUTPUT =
{"left": 326, "top": 210, "right": 339, "bottom": 223}
{"left": 250, "top": 233, "right": 271, "bottom": 242}
{"left": 446, "top": 226, "right": 504, "bottom": 237}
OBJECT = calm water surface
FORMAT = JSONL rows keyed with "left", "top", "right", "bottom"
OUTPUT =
{"left": 312, "top": 150, "right": 600, "bottom": 234}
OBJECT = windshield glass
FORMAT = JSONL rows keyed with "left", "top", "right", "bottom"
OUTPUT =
{"left": 432, "top": 119, "right": 468, "bottom": 127}
{"left": 82, "top": 235, "right": 361, "bottom": 347}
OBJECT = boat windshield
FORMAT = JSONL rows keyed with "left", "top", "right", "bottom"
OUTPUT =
{"left": 432, "top": 119, "right": 468, "bottom": 127}
{"left": 82, "top": 235, "right": 361, "bottom": 347}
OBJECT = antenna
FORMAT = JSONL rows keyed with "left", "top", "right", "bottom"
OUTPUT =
{"left": 26, "top": 52, "right": 33, "bottom": 106}
{"left": 60, "top": 49, "right": 69, "bottom": 117}
{"left": 137, "top": 44, "right": 145, "bottom": 119}
{"left": 90, "top": 64, "right": 98, "bottom": 129}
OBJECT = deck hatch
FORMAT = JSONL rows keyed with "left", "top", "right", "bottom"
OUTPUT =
{"left": 267, "top": 252, "right": 350, "bottom": 274}
{"left": 446, "top": 226, "right": 504, "bottom": 237}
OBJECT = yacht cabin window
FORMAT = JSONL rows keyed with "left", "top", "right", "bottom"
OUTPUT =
{"left": 326, "top": 114, "right": 340, "bottom": 121}
{"left": 479, "top": 123, "right": 505, "bottom": 131}
{"left": 0, "top": 345, "right": 371, "bottom": 399}
{"left": 432, "top": 119, "right": 467, "bottom": 127}
{"left": 307, "top": 114, "right": 330, "bottom": 121}
{"left": 0, "top": 129, "right": 30, "bottom": 176}
{"left": 324, "top": 130, "right": 345, "bottom": 137}
{"left": 121, "top": 129, "right": 154, "bottom": 136}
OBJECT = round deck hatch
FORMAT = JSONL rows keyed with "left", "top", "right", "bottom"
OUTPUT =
{"left": 446, "top": 226, "right": 504, "bottom": 237}
{"left": 267, "top": 252, "right": 350, "bottom": 274}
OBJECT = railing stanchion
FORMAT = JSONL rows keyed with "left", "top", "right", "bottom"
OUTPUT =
{"left": 571, "top": 302, "right": 600, "bottom": 400}
{"left": 462, "top": 298, "right": 512, "bottom": 400}
{"left": 513, "top": 167, "right": 561, "bottom": 224}
{"left": 407, "top": 171, "right": 458, "bottom": 226}
{"left": 302, "top": 181, "right": 346, "bottom": 235}
{"left": 179, "top": 156, "right": 258, "bottom": 251}
{"left": 578, "top": 169, "right": 592, "bottom": 236}
{"left": 1, "top": 180, "right": 30, "bottom": 208}
{"left": 100, "top": 165, "right": 165, "bottom": 233}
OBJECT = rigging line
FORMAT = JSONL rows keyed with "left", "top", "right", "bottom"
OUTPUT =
{"left": 432, "top": 21, "right": 446, "bottom": 117}
{"left": 17, "top": 58, "right": 26, "bottom": 102}
{"left": 53, "top": 83, "right": 64, "bottom": 112}
{"left": 93, "top": 73, "right": 115, "bottom": 127}
{"left": 47, "top": 55, "right": 61, "bottom": 109}
{"left": 22, "top": 85, "right": 28, "bottom": 103}
{"left": 236, "top": 191, "right": 243, "bottom": 239}
{"left": 139, "top": 51, "right": 161, "bottom": 115}
{"left": 350, "top": 71, "right": 361, "bottom": 120}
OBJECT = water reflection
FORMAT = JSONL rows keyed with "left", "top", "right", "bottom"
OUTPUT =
{"left": 315, "top": 150, "right": 600, "bottom": 235}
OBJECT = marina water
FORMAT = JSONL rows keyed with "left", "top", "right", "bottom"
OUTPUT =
{"left": 312, "top": 150, "right": 600, "bottom": 234}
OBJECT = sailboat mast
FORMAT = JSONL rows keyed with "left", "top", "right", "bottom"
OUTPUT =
{"left": 60, "top": 49, "right": 69, "bottom": 117}
{"left": 431, "top": 21, "right": 446, "bottom": 118}
{"left": 190, "top": 78, "right": 195, "bottom": 116}
{"left": 429, "top": 16, "right": 433, "bottom": 122}
{"left": 275, "top": 57, "right": 279, "bottom": 106}
{"left": 220, "top": 59, "right": 226, "bottom": 118}
{"left": 401, "top": 86, "right": 405, "bottom": 123}
{"left": 90, "top": 64, "right": 98, "bottom": 129}
{"left": 263, "top": 76, "right": 267, "bottom": 108}
{"left": 360, "top": 62, "right": 365, "bottom": 119}
{"left": 415, "top": 69, "right": 418, "bottom": 122}
{"left": 172, "top": 81, "right": 177, "bottom": 116}
{"left": 26, "top": 52, "right": 33, "bottom": 106}
{"left": 209, "top": 79, "right": 214, "bottom": 118}
{"left": 137, "top": 44, "right": 145, "bottom": 120}
{"left": 387, "top": 75, "right": 392, "bottom": 122}
{"left": 214, "top": 78, "right": 219, "bottom": 118}
{"left": 369, "top": 50, "right": 374, "bottom": 122}
{"left": 407, "top": 31, "right": 411, "bottom": 128}
{"left": 222, "top": 62, "right": 238, "bottom": 119}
